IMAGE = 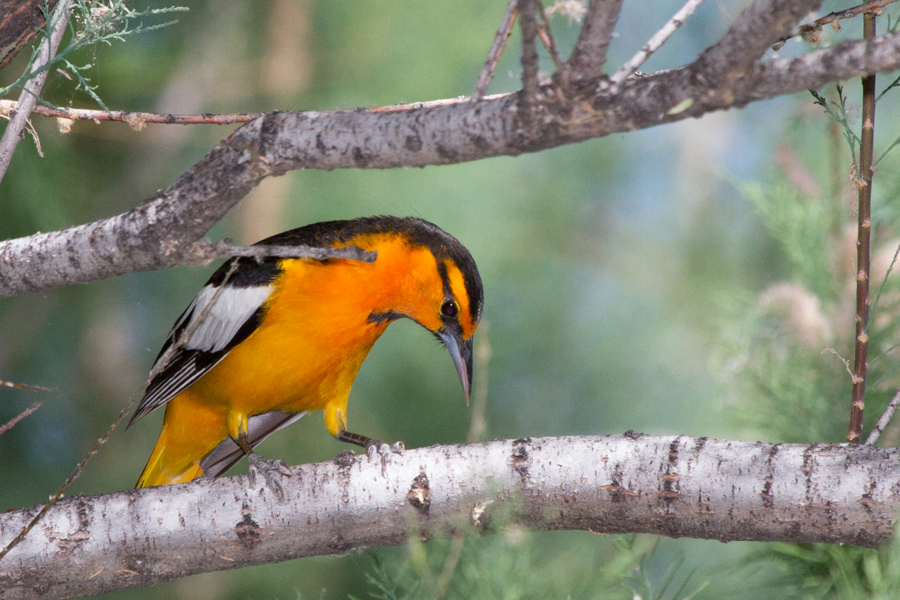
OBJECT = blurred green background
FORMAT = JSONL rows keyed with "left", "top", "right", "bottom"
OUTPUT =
{"left": 5, "top": 0, "right": 900, "bottom": 598}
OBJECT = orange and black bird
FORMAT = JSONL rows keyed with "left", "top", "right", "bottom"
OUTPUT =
{"left": 129, "top": 216, "right": 483, "bottom": 488}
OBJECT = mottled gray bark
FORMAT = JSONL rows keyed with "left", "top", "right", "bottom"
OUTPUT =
{"left": 1, "top": 435, "right": 897, "bottom": 599}
{"left": 6, "top": 0, "right": 898, "bottom": 299}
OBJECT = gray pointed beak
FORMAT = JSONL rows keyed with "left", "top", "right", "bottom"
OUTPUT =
{"left": 438, "top": 329, "right": 474, "bottom": 405}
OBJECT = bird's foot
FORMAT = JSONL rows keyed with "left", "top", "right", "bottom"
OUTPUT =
{"left": 365, "top": 439, "right": 404, "bottom": 474}
{"left": 248, "top": 453, "right": 292, "bottom": 500}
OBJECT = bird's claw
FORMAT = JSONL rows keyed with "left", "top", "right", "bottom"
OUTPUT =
{"left": 248, "top": 453, "right": 292, "bottom": 500}
{"left": 365, "top": 439, "right": 404, "bottom": 473}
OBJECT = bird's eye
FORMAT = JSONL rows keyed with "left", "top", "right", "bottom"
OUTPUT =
{"left": 441, "top": 300, "right": 458, "bottom": 318}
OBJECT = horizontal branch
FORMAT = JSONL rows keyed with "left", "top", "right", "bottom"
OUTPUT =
{"left": 3, "top": 29, "right": 900, "bottom": 298}
{"left": 694, "top": 0, "right": 822, "bottom": 79}
{"left": 0, "top": 100, "right": 265, "bottom": 127}
{"left": 0, "top": 434, "right": 896, "bottom": 598}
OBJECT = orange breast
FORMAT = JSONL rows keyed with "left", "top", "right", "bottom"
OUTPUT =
{"left": 185, "top": 234, "right": 444, "bottom": 425}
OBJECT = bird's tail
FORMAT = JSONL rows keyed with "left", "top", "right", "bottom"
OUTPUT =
{"left": 135, "top": 390, "right": 227, "bottom": 488}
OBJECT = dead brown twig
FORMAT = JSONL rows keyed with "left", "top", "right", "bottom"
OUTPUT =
{"left": 0, "top": 379, "right": 51, "bottom": 393}
{"left": 0, "top": 401, "right": 43, "bottom": 436}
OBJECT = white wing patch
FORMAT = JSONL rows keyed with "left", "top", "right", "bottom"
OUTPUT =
{"left": 130, "top": 282, "right": 276, "bottom": 427}
{"left": 182, "top": 284, "right": 274, "bottom": 353}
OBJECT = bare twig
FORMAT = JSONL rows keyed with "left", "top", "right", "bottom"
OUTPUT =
{"left": 535, "top": 0, "right": 567, "bottom": 82}
{"left": 568, "top": 0, "right": 624, "bottom": 80}
{"left": 0, "top": 401, "right": 42, "bottom": 436}
{"left": 0, "top": 397, "right": 134, "bottom": 563}
{"left": 0, "top": 379, "right": 51, "bottom": 392}
{"left": 472, "top": 0, "right": 518, "bottom": 102}
{"left": 609, "top": 0, "right": 707, "bottom": 87}
{"left": 0, "top": 0, "right": 72, "bottom": 183}
{"left": 865, "top": 387, "right": 900, "bottom": 445}
{"left": 519, "top": 0, "right": 541, "bottom": 128}
{"left": 190, "top": 241, "right": 376, "bottom": 265}
{"left": 823, "top": 347, "right": 855, "bottom": 378}
{"left": 0, "top": 100, "right": 265, "bottom": 128}
{"left": 849, "top": 11, "right": 877, "bottom": 444}
{"left": 773, "top": 0, "right": 899, "bottom": 49}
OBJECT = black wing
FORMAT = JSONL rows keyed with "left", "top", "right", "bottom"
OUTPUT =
{"left": 128, "top": 258, "right": 279, "bottom": 427}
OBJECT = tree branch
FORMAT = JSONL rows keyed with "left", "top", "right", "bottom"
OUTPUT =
{"left": 1, "top": 434, "right": 897, "bottom": 598}
{"left": 4, "top": 29, "right": 900, "bottom": 298}
{"left": 608, "top": 0, "right": 707, "bottom": 87}
{"left": 0, "top": 0, "right": 72, "bottom": 182}
{"left": 774, "top": 0, "right": 900, "bottom": 49}
{"left": 0, "top": 100, "right": 265, "bottom": 127}
{"left": 567, "top": 0, "right": 624, "bottom": 80}
{"left": 850, "top": 12, "right": 877, "bottom": 443}
{"left": 695, "top": 0, "right": 822, "bottom": 81}
{"left": 0, "top": 0, "right": 61, "bottom": 69}
{"left": 471, "top": 0, "right": 518, "bottom": 102}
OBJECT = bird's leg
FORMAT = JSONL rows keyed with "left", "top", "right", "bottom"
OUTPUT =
{"left": 337, "top": 430, "right": 404, "bottom": 472}
{"left": 236, "top": 433, "right": 291, "bottom": 499}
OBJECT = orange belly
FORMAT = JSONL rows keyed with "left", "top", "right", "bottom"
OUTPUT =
{"left": 136, "top": 242, "right": 435, "bottom": 487}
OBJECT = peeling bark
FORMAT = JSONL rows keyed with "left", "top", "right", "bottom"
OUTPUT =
{"left": 1, "top": 435, "right": 898, "bottom": 598}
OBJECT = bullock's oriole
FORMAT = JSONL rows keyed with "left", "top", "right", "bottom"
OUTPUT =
{"left": 129, "top": 216, "right": 483, "bottom": 487}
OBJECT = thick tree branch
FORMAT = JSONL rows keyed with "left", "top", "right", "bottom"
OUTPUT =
{"left": 1, "top": 434, "right": 897, "bottom": 598}
{"left": 3, "top": 30, "right": 900, "bottom": 298}
{"left": 0, "top": 0, "right": 61, "bottom": 69}
{"left": 695, "top": 0, "right": 822, "bottom": 80}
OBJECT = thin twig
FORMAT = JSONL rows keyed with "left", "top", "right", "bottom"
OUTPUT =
{"left": 534, "top": 0, "right": 568, "bottom": 83}
{"left": 869, "top": 240, "right": 900, "bottom": 329}
{"left": 773, "top": 0, "right": 899, "bottom": 49}
{"left": 849, "top": 11, "right": 877, "bottom": 444}
{"left": 823, "top": 347, "right": 855, "bottom": 378}
{"left": 519, "top": 0, "right": 541, "bottom": 117}
{"left": 188, "top": 241, "right": 377, "bottom": 265}
{"left": 865, "top": 387, "right": 900, "bottom": 445}
{"left": 609, "top": 0, "right": 707, "bottom": 87}
{"left": 0, "top": 0, "right": 73, "bottom": 183}
{"left": 0, "top": 402, "right": 42, "bottom": 436}
{"left": 0, "top": 100, "right": 265, "bottom": 128}
{"left": 472, "top": 0, "right": 519, "bottom": 102}
{"left": 0, "top": 379, "right": 51, "bottom": 392}
{"left": 0, "top": 397, "right": 133, "bottom": 563}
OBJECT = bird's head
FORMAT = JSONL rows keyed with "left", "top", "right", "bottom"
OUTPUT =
{"left": 257, "top": 216, "right": 484, "bottom": 403}
{"left": 363, "top": 218, "right": 483, "bottom": 404}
